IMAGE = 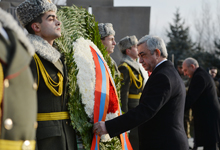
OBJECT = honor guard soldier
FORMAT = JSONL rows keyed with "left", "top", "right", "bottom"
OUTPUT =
{"left": 98, "top": 23, "right": 120, "bottom": 77}
{"left": 0, "top": 8, "right": 37, "bottom": 150}
{"left": 118, "top": 35, "right": 144, "bottom": 150}
{"left": 16, "top": 0, "right": 77, "bottom": 150}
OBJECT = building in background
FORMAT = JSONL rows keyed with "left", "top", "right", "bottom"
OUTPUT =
{"left": 0, "top": 0, "right": 150, "bottom": 64}
{"left": 0, "top": 0, "right": 23, "bottom": 26}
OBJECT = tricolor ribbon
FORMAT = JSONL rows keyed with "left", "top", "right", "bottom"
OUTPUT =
{"left": 90, "top": 46, "right": 132, "bottom": 150}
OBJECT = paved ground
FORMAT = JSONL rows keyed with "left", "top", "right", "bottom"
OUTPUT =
{"left": 188, "top": 138, "right": 203, "bottom": 150}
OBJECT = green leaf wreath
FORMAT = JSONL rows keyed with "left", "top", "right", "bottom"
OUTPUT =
{"left": 55, "top": 5, "right": 122, "bottom": 150}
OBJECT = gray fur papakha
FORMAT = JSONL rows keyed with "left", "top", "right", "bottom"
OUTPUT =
{"left": 98, "top": 23, "right": 115, "bottom": 39}
{"left": 16, "top": 0, "right": 57, "bottom": 27}
{"left": 118, "top": 35, "right": 138, "bottom": 52}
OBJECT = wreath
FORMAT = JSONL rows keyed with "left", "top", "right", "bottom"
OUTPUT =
{"left": 55, "top": 5, "right": 122, "bottom": 150}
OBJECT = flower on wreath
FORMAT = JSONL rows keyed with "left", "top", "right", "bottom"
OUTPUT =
{"left": 73, "top": 37, "right": 119, "bottom": 142}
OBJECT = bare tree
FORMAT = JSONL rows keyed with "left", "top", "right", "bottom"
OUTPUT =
{"left": 193, "top": 1, "right": 218, "bottom": 53}
{"left": 213, "top": 0, "right": 220, "bottom": 41}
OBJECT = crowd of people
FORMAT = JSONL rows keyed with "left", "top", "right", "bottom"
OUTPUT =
{"left": 0, "top": 0, "right": 220, "bottom": 150}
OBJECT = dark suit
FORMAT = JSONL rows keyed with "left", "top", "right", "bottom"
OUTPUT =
{"left": 105, "top": 60, "right": 188, "bottom": 150}
{"left": 185, "top": 67, "right": 220, "bottom": 147}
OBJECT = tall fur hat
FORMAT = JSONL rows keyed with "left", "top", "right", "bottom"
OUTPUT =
{"left": 98, "top": 23, "right": 115, "bottom": 39}
{"left": 16, "top": 0, "right": 57, "bottom": 27}
{"left": 118, "top": 35, "right": 138, "bottom": 52}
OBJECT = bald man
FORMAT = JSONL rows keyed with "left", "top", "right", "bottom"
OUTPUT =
{"left": 183, "top": 57, "right": 220, "bottom": 150}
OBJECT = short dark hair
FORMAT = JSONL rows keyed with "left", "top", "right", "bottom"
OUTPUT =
{"left": 209, "top": 66, "right": 217, "bottom": 70}
{"left": 122, "top": 48, "right": 131, "bottom": 55}
{"left": 122, "top": 49, "right": 126, "bottom": 54}
{"left": 25, "top": 14, "right": 44, "bottom": 34}
{"left": 101, "top": 37, "right": 106, "bottom": 41}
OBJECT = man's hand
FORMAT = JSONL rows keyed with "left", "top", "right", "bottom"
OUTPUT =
{"left": 93, "top": 121, "right": 108, "bottom": 136}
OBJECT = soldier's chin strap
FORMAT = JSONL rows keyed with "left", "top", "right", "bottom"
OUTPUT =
{"left": 0, "top": 62, "right": 3, "bottom": 136}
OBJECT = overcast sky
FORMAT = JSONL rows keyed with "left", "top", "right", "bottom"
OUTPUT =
{"left": 53, "top": 0, "right": 219, "bottom": 41}
{"left": 114, "top": 0, "right": 219, "bottom": 41}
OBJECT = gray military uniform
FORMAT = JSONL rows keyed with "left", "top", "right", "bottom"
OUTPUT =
{"left": 0, "top": 8, "right": 37, "bottom": 150}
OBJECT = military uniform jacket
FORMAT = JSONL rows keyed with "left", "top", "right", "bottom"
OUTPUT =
{"left": 118, "top": 55, "right": 143, "bottom": 113}
{"left": 185, "top": 67, "right": 220, "bottom": 146}
{"left": 0, "top": 8, "right": 37, "bottom": 149}
{"left": 118, "top": 55, "right": 143, "bottom": 150}
{"left": 28, "top": 34, "right": 77, "bottom": 150}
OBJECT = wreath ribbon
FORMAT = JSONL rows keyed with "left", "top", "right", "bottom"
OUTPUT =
{"left": 90, "top": 46, "right": 132, "bottom": 150}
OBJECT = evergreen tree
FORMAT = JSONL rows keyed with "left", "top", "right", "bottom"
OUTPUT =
{"left": 166, "top": 9, "right": 220, "bottom": 74}
{"left": 166, "top": 9, "right": 195, "bottom": 67}
{"left": 191, "top": 40, "right": 220, "bottom": 75}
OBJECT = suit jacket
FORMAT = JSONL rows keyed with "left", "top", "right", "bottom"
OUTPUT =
{"left": 106, "top": 60, "right": 188, "bottom": 150}
{"left": 185, "top": 67, "right": 220, "bottom": 146}
{"left": 28, "top": 34, "right": 77, "bottom": 150}
{"left": 0, "top": 28, "right": 37, "bottom": 142}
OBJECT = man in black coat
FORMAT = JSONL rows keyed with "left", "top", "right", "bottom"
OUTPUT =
{"left": 93, "top": 35, "right": 189, "bottom": 150}
{"left": 182, "top": 58, "right": 220, "bottom": 150}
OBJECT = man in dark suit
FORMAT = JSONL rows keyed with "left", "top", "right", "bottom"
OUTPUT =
{"left": 182, "top": 58, "right": 220, "bottom": 150}
{"left": 93, "top": 35, "right": 189, "bottom": 150}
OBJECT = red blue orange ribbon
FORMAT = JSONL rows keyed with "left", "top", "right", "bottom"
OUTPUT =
{"left": 90, "top": 46, "right": 133, "bottom": 150}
